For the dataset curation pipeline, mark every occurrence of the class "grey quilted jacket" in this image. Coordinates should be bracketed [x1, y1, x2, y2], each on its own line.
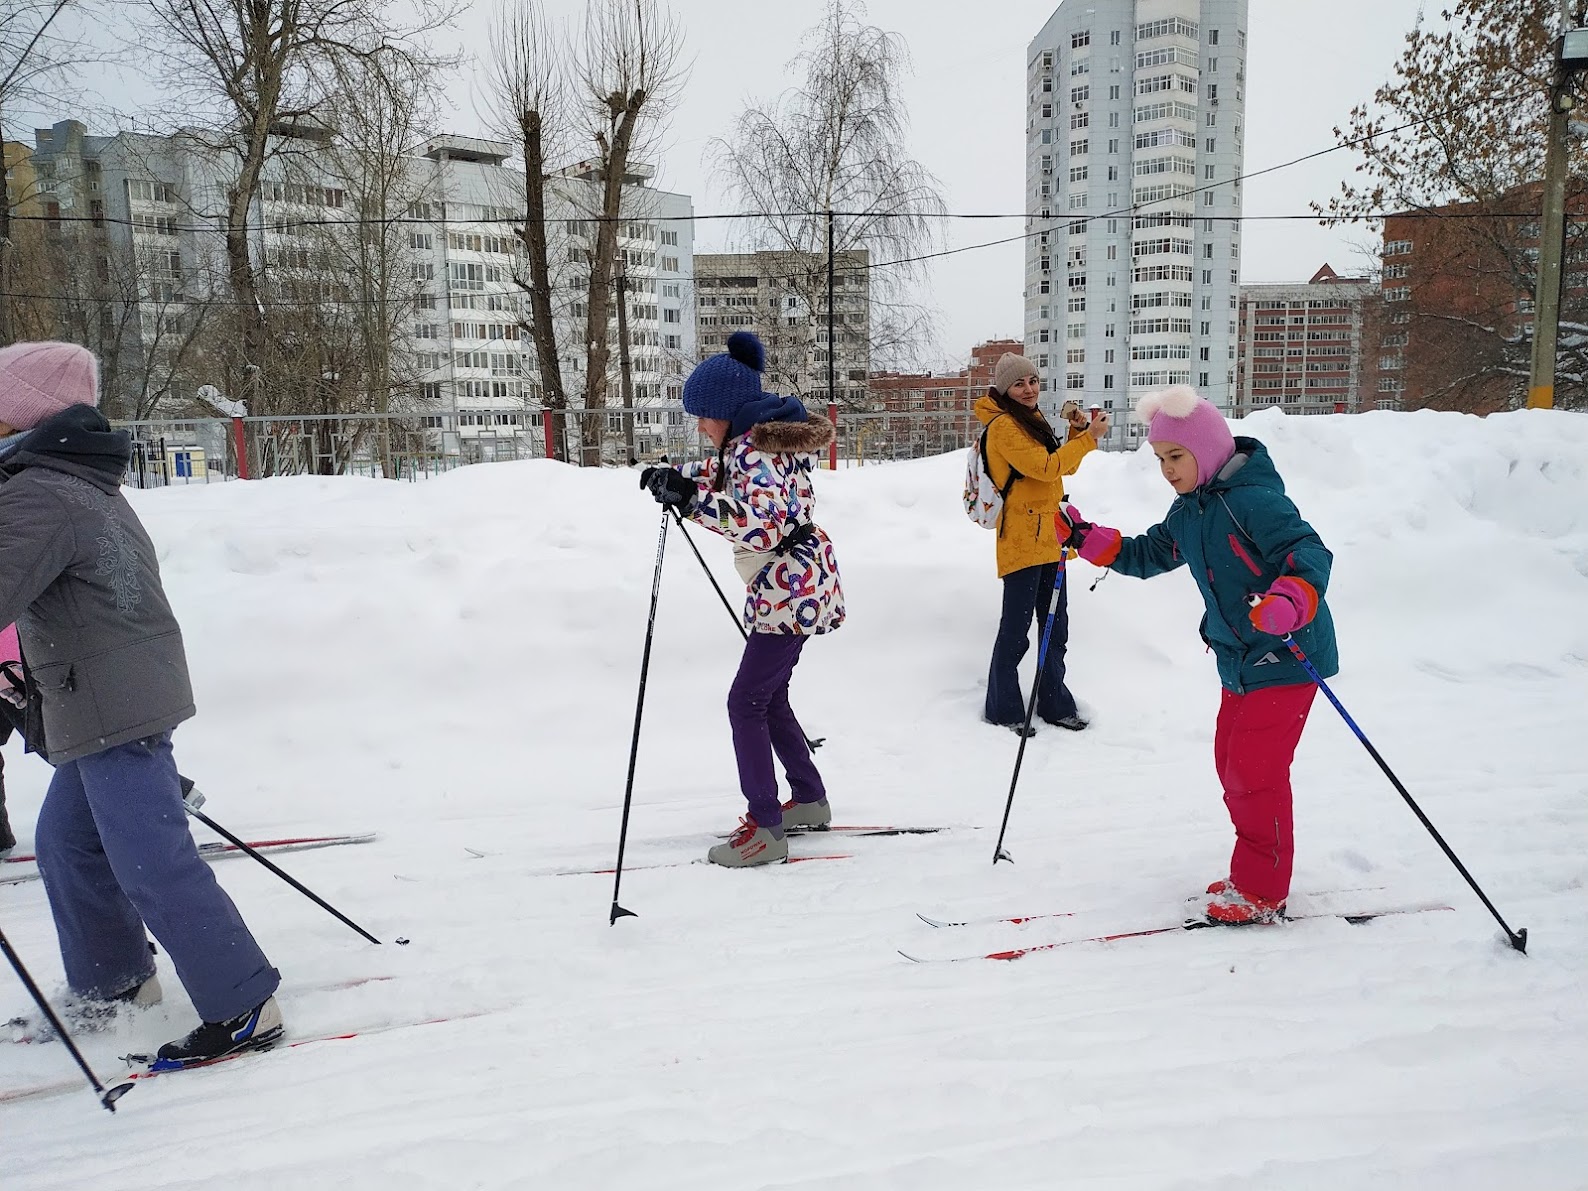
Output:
[0, 404, 194, 763]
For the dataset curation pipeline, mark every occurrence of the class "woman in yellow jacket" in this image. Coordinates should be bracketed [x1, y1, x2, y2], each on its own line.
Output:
[975, 353, 1110, 735]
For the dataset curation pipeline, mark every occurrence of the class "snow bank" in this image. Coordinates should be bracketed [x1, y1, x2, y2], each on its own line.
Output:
[2, 409, 1585, 1190]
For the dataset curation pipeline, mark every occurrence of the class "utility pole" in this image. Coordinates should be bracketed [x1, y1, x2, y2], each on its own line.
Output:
[826, 210, 836, 409]
[615, 262, 636, 462]
[1531, 3, 1588, 408]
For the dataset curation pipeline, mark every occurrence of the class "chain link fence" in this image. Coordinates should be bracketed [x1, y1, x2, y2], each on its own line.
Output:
[115, 405, 993, 487]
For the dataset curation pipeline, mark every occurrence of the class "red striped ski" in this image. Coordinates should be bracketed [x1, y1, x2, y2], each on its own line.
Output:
[898, 905, 1455, 963]
[2, 833, 377, 886]
[0, 1006, 493, 1108]
[7, 974, 398, 1045]
[917, 886, 1393, 930]
[724, 825, 950, 839]
[552, 854, 854, 877]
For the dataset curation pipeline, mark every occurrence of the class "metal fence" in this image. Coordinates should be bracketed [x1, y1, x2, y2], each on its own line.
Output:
[113, 405, 996, 488]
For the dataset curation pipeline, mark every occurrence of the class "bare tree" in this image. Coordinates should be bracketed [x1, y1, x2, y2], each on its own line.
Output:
[318, 54, 434, 420]
[573, 0, 684, 462]
[1318, 0, 1588, 410]
[708, 0, 945, 406]
[141, 0, 455, 415]
[488, 0, 684, 466]
[487, 0, 573, 459]
[0, 0, 95, 345]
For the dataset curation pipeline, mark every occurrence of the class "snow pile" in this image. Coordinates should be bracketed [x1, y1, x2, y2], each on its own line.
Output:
[2, 408, 1586, 1190]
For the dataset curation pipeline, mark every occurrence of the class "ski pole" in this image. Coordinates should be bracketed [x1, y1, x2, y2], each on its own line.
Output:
[993, 556, 1068, 864]
[611, 508, 671, 925]
[179, 782, 390, 946]
[668, 507, 825, 752]
[1246, 595, 1528, 954]
[0, 925, 133, 1112]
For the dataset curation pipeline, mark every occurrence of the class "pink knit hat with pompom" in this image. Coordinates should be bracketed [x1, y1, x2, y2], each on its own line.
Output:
[1136, 384, 1235, 489]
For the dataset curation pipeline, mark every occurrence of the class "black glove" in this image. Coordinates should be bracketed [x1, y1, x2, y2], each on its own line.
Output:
[640, 466, 696, 511]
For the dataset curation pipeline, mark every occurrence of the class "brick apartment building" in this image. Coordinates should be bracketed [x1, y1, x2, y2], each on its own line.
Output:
[864, 338, 1025, 459]
[1378, 184, 1588, 412]
[1234, 264, 1376, 417]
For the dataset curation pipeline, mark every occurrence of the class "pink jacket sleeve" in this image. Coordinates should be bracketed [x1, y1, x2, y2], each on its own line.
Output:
[0, 623, 19, 666]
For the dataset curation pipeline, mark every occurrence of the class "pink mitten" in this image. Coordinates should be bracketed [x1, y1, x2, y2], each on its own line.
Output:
[1075, 523, 1122, 567]
[1247, 576, 1319, 635]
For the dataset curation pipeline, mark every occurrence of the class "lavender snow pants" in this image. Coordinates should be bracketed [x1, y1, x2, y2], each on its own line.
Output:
[35, 732, 280, 1022]
[727, 633, 825, 829]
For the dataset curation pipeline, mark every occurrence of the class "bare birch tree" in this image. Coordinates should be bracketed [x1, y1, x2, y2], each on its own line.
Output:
[708, 0, 945, 405]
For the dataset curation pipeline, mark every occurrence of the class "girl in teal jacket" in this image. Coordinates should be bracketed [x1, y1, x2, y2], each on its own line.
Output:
[1071, 385, 1338, 925]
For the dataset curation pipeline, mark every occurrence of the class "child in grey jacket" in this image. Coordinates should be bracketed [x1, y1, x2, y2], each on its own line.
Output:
[0, 342, 282, 1066]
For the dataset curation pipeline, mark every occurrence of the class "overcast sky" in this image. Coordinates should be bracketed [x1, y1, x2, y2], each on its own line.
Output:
[26, 0, 1431, 371]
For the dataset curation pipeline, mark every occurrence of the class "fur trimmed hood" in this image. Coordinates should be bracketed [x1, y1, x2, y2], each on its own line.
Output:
[747, 414, 834, 455]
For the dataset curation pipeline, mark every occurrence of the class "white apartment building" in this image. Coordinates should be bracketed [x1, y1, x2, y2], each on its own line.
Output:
[1025, 0, 1248, 443]
[411, 139, 695, 454]
[19, 121, 695, 458]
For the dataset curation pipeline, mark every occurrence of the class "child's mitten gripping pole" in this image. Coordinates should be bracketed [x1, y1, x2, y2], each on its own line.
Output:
[668, 506, 825, 753]
[1244, 594, 1528, 953]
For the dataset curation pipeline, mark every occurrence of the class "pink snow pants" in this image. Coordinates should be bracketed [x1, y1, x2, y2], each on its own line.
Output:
[1213, 682, 1318, 904]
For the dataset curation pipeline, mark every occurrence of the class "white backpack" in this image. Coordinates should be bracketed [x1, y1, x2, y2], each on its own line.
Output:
[962, 415, 1020, 530]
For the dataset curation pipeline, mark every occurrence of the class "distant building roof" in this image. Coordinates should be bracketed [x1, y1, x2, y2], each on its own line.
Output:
[422, 135, 512, 165]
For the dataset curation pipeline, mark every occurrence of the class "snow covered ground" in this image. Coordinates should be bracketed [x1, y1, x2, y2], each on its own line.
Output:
[3, 408, 1586, 1190]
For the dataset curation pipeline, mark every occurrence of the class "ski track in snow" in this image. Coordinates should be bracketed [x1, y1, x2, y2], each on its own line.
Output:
[2, 408, 1586, 1190]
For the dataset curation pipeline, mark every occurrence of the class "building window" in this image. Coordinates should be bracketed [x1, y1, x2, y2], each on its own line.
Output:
[1385, 287, 1411, 303]
[1072, 30, 1090, 49]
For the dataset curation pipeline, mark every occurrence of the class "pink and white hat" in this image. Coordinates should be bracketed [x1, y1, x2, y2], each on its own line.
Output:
[1136, 384, 1236, 489]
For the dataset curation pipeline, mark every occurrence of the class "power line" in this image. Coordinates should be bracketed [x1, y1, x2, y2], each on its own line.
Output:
[866, 86, 1535, 272]
[1, 85, 1544, 307]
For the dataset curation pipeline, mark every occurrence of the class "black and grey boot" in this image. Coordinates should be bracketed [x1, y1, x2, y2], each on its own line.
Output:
[153, 996, 282, 1069]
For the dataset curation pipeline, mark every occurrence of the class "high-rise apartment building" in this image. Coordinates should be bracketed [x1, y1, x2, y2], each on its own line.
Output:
[1025, 0, 1248, 444]
[13, 119, 695, 457]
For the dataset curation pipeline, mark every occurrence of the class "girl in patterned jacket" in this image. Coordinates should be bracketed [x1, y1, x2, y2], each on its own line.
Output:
[642, 331, 844, 867]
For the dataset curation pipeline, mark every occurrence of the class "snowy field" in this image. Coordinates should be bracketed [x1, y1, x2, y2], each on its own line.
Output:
[2, 408, 1586, 1190]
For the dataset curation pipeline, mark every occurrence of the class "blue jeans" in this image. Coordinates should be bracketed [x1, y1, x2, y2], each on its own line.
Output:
[985, 562, 1078, 725]
[35, 732, 280, 1022]
[727, 633, 826, 829]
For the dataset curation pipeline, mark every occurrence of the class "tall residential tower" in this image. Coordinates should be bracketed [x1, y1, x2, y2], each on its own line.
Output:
[1025, 0, 1248, 443]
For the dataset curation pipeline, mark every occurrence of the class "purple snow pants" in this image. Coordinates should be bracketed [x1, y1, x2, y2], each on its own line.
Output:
[728, 633, 825, 830]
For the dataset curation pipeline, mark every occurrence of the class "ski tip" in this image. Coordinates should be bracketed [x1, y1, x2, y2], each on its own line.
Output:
[916, 913, 952, 929]
[897, 950, 927, 963]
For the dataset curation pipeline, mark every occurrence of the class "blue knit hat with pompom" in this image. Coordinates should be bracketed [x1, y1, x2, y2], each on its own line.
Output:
[683, 331, 807, 438]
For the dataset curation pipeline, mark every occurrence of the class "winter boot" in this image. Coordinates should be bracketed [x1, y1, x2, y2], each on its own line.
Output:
[706, 816, 788, 868]
[7, 974, 163, 1043]
[1041, 714, 1089, 731]
[780, 797, 832, 832]
[1203, 885, 1287, 925]
[986, 718, 1038, 738]
[154, 996, 283, 1069]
